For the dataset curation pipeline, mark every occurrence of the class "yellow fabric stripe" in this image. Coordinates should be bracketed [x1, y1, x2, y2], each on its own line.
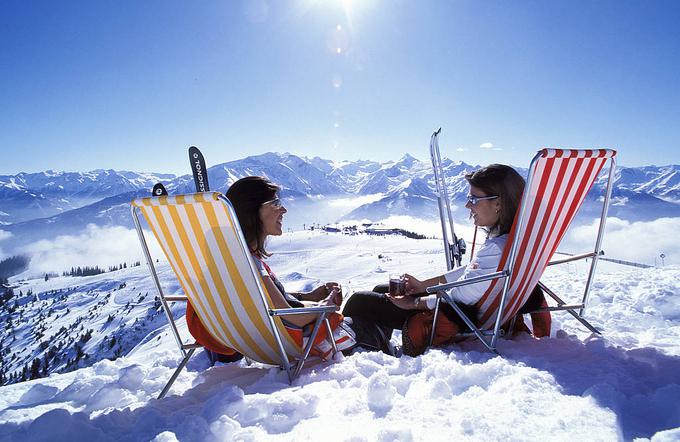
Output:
[162, 200, 230, 346]
[258, 273, 302, 358]
[203, 200, 279, 361]
[133, 192, 221, 208]
[146, 203, 223, 339]
[215, 201, 301, 356]
[144, 204, 229, 344]
[168, 195, 237, 348]
[187, 201, 272, 362]
[196, 197, 279, 362]
[179, 201, 248, 352]
[145, 200, 267, 361]
[213, 203, 281, 342]
[181, 196, 254, 354]
[146, 205, 200, 305]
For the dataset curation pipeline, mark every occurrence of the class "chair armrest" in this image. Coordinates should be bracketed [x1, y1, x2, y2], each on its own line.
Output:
[425, 270, 508, 294]
[547, 251, 601, 267]
[269, 305, 339, 317]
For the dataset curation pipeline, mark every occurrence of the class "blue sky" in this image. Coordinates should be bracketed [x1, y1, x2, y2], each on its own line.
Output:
[1, 0, 679, 175]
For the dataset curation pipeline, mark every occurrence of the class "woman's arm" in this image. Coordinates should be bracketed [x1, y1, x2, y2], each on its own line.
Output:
[385, 293, 430, 311]
[389, 238, 504, 310]
[443, 237, 505, 305]
[262, 276, 342, 327]
[293, 282, 340, 302]
[385, 273, 447, 311]
[262, 277, 337, 327]
[403, 273, 445, 295]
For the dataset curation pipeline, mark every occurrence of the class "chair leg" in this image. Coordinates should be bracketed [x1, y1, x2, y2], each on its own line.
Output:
[293, 313, 328, 380]
[445, 298, 499, 354]
[158, 348, 196, 399]
[539, 282, 601, 334]
[428, 297, 441, 347]
[324, 318, 339, 356]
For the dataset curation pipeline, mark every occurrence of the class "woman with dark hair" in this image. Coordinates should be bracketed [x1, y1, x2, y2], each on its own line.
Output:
[225, 176, 342, 326]
[342, 164, 549, 356]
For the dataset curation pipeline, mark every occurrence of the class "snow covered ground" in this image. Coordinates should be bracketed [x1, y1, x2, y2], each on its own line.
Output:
[1, 230, 679, 441]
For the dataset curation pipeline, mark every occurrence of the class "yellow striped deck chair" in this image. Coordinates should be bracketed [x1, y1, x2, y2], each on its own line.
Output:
[131, 192, 339, 399]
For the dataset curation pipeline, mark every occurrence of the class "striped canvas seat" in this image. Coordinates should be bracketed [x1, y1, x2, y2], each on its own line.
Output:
[428, 148, 617, 352]
[131, 192, 338, 398]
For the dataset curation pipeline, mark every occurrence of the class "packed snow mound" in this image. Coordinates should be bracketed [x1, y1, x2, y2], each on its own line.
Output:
[1, 332, 678, 441]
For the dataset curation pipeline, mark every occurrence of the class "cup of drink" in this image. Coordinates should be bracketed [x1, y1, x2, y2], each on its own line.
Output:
[389, 274, 406, 295]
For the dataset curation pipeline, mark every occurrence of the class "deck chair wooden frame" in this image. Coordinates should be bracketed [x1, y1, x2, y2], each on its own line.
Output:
[131, 192, 339, 399]
[427, 148, 617, 353]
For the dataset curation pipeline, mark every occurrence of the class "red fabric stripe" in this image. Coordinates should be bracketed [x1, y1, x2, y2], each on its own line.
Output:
[505, 154, 576, 322]
[542, 148, 615, 159]
[472, 149, 611, 329]
[504, 156, 606, 324]
[505, 157, 565, 320]
[510, 156, 595, 318]
[502, 158, 556, 318]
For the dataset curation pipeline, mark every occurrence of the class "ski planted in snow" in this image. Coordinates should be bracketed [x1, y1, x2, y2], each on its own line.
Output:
[152, 182, 168, 196]
[188, 146, 210, 192]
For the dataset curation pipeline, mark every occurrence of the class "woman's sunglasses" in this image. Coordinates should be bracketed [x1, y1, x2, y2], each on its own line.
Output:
[262, 197, 284, 208]
[466, 195, 498, 206]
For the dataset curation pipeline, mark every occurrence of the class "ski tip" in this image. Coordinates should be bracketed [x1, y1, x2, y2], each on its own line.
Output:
[434, 127, 442, 135]
[189, 146, 204, 161]
[152, 183, 168, 197]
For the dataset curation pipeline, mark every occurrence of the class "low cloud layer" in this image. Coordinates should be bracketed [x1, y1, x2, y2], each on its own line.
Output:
[14, 216, 680, 279]
[379, 215, 680, 267]
[23, 224, 164, 276]
[0, 229, 12, 260]
[563, 217, 680, 266]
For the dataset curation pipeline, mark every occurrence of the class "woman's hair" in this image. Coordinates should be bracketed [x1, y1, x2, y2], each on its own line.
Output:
[465, 164, 525, 236]
[225, 176, 280, 257]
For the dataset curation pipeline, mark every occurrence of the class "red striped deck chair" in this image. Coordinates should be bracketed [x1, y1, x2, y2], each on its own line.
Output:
[427, 148, 617, 353]
[131, 192, 339, 399]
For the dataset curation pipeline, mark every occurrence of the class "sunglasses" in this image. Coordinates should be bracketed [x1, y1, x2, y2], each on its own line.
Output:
[262, 197, 284, 208]
[466, 194, 498, 206]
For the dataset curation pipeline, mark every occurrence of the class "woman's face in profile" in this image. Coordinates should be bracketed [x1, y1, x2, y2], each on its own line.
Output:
[466, 185, 501, 228]
[258, 196, 287, 237]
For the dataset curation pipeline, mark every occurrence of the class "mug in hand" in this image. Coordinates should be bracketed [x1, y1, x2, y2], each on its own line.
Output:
[389, 274, 406, 296]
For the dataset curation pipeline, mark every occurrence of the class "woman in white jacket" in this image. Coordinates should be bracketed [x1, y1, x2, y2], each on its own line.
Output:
[342, 164, 527, 355]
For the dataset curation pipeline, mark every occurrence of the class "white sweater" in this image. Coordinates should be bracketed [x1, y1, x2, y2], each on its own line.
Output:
[423, 234, 508, 309]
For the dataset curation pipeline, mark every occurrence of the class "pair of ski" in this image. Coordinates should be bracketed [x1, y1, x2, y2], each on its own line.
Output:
[152, 146, 210, 196]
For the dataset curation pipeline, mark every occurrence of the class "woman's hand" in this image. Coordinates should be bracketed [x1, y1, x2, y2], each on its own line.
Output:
[303, 282, 340, 302]
[403, 273, 426, 296]
[386, 293, 419, 310]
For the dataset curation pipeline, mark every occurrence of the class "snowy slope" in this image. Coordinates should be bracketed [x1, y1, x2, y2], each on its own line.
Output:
[0, 230, 679, 441]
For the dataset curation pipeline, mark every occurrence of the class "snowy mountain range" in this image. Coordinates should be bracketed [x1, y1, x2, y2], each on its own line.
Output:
[1, 152, 679, 252]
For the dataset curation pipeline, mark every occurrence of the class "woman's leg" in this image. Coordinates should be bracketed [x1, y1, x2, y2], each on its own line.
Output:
[372, 283, 389, 293]
[343, 291, 413, 330]
[342, 291, 414, 355]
